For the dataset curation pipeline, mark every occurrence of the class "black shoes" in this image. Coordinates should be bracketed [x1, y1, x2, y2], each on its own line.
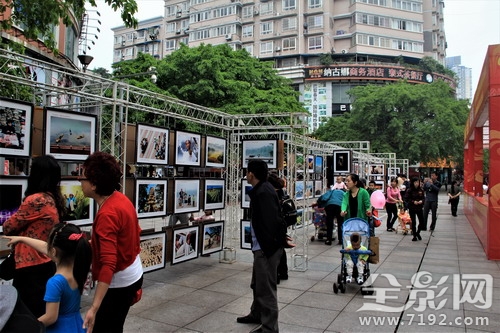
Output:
[387, 228, 393, 232]
[325, 240, 332, 245]
[250, 325, 264, 333]
[417, 233, 422, 240]
[237, 314, 261, 324]
[412, 237, 417, 241]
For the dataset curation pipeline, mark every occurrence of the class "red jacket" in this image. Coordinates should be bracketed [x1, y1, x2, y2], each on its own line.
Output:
[91, 191, 141, 284]
[3, 193, 58, 269]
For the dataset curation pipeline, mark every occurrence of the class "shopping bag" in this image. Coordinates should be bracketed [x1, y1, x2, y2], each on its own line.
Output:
[368, 237, 379, 264]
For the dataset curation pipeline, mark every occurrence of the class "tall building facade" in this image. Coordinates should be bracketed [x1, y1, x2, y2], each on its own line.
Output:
[446, 56, 473, 102]
[113, 0, 450, 131]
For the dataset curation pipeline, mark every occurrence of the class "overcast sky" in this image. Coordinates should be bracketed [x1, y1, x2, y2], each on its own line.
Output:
[87, 0, 500, 96]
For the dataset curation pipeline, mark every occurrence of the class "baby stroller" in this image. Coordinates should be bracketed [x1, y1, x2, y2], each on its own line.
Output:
[333, 218, 374, 295]
[310, 206, 332, 242]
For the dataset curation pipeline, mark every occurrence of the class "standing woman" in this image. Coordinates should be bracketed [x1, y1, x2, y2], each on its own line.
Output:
[448, 181, 462, 217]
[385, 177, 402, 232]
[3, 155, 64, 317]
[340, 174, 372, 223]
[80, 152, 143, 333]
[405, 177, 425, 241]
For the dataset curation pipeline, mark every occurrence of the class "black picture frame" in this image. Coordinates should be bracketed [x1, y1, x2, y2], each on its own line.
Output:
[205, 135, 226, 168]
[242, 139, 277, 169]
[333, 150, 351, 174]
[175, 130, 201, 166]
[201, 220, 224, 255]
[240, 219, 252, 250]
[140, 232, 167, 273]
[136, 123, 169, 165]
[172, 225, 199, 264]
[0, 98, 33, 157]
[204, 179, 225, 210]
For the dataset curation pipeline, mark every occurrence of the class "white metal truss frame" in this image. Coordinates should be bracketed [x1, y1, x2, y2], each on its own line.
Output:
[1, 48, 400, 270]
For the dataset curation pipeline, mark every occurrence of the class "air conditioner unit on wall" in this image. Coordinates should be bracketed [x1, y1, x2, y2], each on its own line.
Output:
[341, 49, 348, 54]
[275, 46, 281, 52]
[225, 34, 232, 41]
[254, 10, 259, 15]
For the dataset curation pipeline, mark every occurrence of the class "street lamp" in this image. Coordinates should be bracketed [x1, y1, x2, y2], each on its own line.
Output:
[115, 66, 158, 83]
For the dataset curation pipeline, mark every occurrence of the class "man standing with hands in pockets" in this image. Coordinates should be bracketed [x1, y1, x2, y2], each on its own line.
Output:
[423, 171, 442, 231]
[237, 159, 284, 333]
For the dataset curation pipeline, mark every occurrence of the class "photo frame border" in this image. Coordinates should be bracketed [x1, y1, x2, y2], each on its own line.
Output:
[44, 108, 97, 161]
[241, 179, 252, 209]
[204, 179, 225, 210]
[135, 179, 168, 219]
[240, 219, 252, 250]
[135, 123, 169, 165]
[201, 220, 224, 255]
[368, 164, 385, 176]
[139, 231, 167, 273]
[59, 180, 95, 226]
[172, 225, 199, 265]
[241, 139, 277, 169]
[314, 155, 323, 174]
[174, 130, 201, 167]
[205, 135, 226, 168]
[0, 98, 33, 157]
[0, 177, 28, 233]
[173, 178, 200, 214]
[333, 150, 351, 174]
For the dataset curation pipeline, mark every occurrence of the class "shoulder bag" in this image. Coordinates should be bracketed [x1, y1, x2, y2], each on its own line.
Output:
[0, 251, 16, 281]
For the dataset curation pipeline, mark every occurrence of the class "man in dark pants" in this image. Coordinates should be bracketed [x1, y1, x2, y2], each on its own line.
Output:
[237, 160, 284, 333]
[423, 172, 442, 231]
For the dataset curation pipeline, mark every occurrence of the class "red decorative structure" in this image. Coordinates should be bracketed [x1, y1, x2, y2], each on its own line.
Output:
[463, 44, 500, 260]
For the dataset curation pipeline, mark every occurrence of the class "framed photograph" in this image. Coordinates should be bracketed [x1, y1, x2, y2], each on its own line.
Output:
[205, 136, 226, 168]
[0, 98, 33, 157]
[333, 150, 351, 174]
[295, 153, 304, 173]
[388, 167, 400, 177]
[307, 155, 314, 173]
[240, 220, 252, 250]
[305, 180, 314, 199]
[204, 179, 225, 210]
[172, 225, 199, 264]
[369, 164, 385, 176]
[241, 179, 252, 209]
[201, 221, 224, 255]
[44, 108, 96, 161]
[174, 179, 200, 214]
[136, 124, 168, 165]
[175, 131, 201, 166]
[135, 179, 167, 219]
[59, 180, 94, 226]
[314, 180, 323, 197]
[0, 178, 27, 233]
[374, 180, 385, 192]
[242, 140, 277, 169]
[353, 162, 360, 175]
[139, 232, 166, 273]
[314, 156, 323, 174]
[295, 181, 304, 200]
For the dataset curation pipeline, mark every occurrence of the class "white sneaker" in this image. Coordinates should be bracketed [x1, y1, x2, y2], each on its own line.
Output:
[357, 277, 364, 285]
[346, 276, 352, 283]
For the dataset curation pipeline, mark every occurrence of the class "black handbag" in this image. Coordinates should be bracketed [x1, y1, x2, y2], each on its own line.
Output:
[0, 251, 16, 280]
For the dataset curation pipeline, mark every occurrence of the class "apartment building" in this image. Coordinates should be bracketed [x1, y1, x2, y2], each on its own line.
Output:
[446, 56, 473, 102]
[113, 0, 449, 131]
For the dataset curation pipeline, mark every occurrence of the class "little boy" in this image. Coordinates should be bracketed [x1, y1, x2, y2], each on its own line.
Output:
[345, 232, 369, 285]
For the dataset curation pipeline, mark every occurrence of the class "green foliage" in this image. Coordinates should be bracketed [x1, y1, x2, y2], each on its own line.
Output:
[313, 80, 469, 166]
[419, 56, 456, 78]
[91, 67, 112, 79]
[0, 41, 36, 102]
[155, 44, 305, 115]
[0, 0, 138, 52]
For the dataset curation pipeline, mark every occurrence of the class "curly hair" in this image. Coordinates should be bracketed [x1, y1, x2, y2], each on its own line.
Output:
[82, 152, 122, 195]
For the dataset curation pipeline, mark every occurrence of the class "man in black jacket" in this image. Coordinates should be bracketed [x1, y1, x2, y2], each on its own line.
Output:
[237, 160, 284, 333]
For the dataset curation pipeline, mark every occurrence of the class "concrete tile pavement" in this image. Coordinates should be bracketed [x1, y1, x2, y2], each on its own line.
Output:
[81, 191, 500, 332]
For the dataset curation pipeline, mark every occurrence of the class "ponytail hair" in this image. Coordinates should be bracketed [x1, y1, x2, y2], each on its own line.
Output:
[48, 223, 92, 294]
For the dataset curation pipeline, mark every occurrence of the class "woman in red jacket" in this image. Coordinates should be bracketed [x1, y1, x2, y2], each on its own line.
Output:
[80, 152, 143, 333]
[3, 155, 64, 318]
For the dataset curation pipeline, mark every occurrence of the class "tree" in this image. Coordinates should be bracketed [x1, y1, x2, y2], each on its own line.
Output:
[0, 0, 138, 51]
[313, 80, 469, 165]
[155, 44, 305, 115]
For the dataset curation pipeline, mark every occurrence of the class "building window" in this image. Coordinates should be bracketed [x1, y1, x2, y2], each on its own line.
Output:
[243, 25, 254, 37]
[243, 6, 254, 18]
[260, 41, 273, 54]
[282, 37, 296, 50]
[308, 0, 322, 9]
[261, 22, 273, 35]
[260, 2, 273, 15]
[243, 44, 254, 56]
[166, 40, 176, 51]
[283, 0, 296, 10]
[307, 15, 323, 28]
[308, 36, 323, 50]
[282, 58, 297, 67]
[167, 23, 176, 33]
[282, 17, 297, 31]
